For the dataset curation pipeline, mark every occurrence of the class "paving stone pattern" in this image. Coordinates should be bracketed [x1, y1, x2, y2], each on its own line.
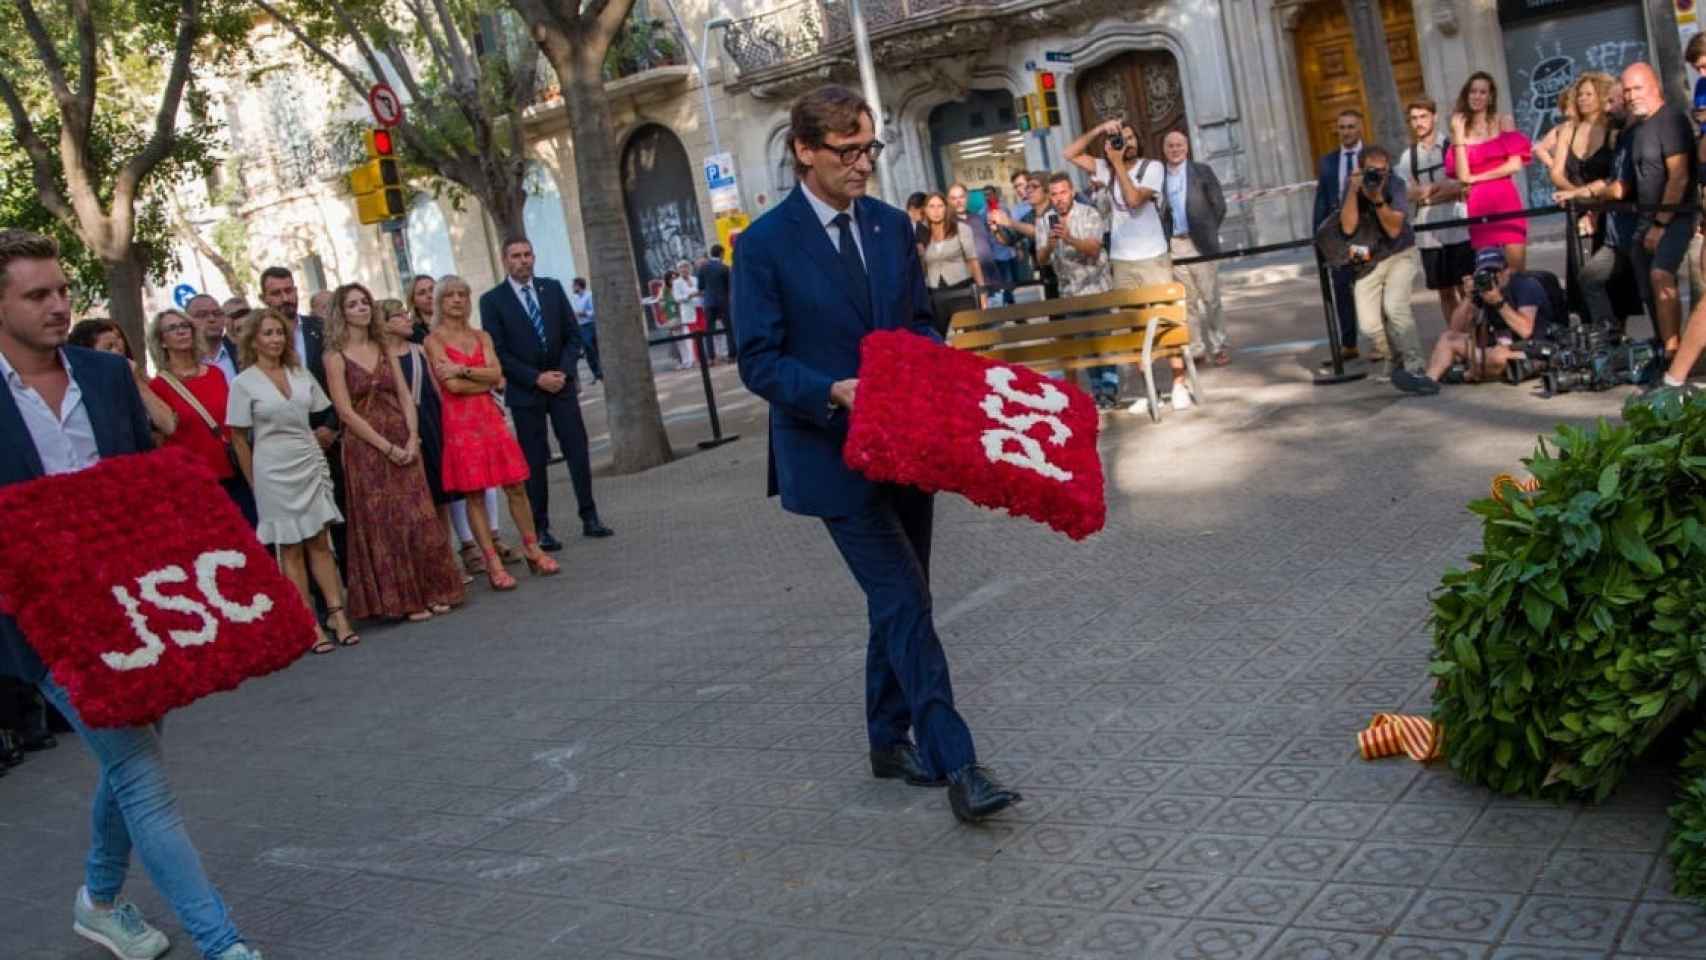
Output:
[5, 268, 1706, 958]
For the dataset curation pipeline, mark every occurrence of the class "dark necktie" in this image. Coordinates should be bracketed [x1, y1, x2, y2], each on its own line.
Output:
[832, 212, 871, 320]
[521, 284, 546, 345]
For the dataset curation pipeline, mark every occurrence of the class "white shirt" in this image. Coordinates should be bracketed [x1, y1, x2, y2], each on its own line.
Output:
[801, 184, 867, 268]
[671, 275, 699, 326]
[206, 340, 237, 382]
[292, 318, 307, 367]
[0, 347, 100, 476]
[508, 275, 543, 314]
[569, 289, 595, 325]
[1397, 136, 1469, 249]
[1095, 158, 1168, 262]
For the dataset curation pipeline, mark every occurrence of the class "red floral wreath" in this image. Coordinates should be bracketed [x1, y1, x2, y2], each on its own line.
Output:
[0, 448, 316, 727]
[845, 330, 1106, 539]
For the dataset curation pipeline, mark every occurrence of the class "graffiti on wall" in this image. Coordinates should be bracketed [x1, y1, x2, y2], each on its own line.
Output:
[621, 124, 706, 289]
[1507, 23, 1647, 207]
[632, 201, 705, 284]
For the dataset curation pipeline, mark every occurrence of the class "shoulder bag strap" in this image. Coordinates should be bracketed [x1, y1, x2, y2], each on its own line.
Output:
[406, 346, 425, 407]
[159, 370, 220, 435]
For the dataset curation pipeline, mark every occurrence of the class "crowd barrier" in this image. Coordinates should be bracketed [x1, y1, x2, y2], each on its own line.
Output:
[1172, 199, 1699, 383]
[644, 323, 740, 450]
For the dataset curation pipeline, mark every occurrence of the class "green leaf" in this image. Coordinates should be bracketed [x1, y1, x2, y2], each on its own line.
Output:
[1598, 463, 1620, 498]
[1522, 588, 1555, 633]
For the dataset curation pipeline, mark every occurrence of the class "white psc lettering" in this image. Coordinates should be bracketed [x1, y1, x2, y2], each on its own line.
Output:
[102, 550, 276, 672]
[978, 367, 1074, 482]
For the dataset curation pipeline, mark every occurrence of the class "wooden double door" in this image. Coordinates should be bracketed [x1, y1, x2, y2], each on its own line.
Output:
[1074, 50, 1187, 162]
[1293, 0, 1426, 163]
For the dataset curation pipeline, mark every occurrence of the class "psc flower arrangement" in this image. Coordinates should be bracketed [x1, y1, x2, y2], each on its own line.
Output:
[843, 329, 1106, 539]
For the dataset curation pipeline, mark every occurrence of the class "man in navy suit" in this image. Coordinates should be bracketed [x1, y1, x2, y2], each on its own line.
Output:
[734, 85, 1019, 823]
[0, 230, 262, 960]
[695, 244, 732, 362]
[479, 239, 612, 549]
[1314, 109, 1365, 359]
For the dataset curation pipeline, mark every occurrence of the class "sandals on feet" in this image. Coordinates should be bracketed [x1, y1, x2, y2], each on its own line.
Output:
[326, 606, 361, 647]
[310, 629, 336, 655]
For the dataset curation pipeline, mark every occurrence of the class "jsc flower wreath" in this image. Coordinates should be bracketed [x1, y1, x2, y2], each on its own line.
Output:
[844, 329, 1106, 539]
[1427, 392, 1706, 902]
[0, 448, 317, 727]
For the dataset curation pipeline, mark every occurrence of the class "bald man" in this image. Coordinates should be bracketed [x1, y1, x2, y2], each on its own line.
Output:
[1620, 62, 1696, 353]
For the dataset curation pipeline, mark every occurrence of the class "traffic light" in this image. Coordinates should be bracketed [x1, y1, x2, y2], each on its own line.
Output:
[1016, 94, 1037, 133]
[350, 129, 404, 224]
[1035, 71, 1061, 128]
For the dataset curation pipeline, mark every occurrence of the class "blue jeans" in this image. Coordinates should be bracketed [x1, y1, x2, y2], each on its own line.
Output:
[37, 677, 241, 958]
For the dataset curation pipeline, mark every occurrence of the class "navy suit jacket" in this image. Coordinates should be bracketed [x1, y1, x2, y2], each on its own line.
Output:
[1314, 147, 1361, 229]
[0, 347, 154, 682]
[695, 258, 731, 311]
[733, 185, 936, 518]
[477, 276, 584, 408]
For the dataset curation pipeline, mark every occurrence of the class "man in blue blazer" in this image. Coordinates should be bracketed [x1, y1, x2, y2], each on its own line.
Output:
[0, 230, 262, 960]
[479, 239, 612, 549]
[734, 85, 1019, 823]
[1314, 109, 1365, 359]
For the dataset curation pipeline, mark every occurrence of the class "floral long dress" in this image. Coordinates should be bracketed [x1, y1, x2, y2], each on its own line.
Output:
[339, 354, 465, 619]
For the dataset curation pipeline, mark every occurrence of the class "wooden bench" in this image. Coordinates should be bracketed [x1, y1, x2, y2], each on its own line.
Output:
[946, 283, 1199, 422]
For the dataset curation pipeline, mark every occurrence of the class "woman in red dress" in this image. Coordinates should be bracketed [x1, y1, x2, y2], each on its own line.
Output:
[323, 283, 466, 622]
[146, 308, 256, 524]
[1452, 71, 1532, 272]
[423, 275, 559, 590]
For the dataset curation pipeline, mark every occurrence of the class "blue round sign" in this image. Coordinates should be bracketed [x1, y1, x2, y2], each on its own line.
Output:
[172, 284, 197, 308]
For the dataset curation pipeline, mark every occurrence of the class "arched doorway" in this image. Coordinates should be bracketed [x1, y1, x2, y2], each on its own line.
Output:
[927, 90, 1025, 194]
[1074, 50, 1187, 161]
[621, 123, 705, 288]
[1292, 0, 1424, 163]
[405, 196, 457, 280]
[524, 162, 578, 281]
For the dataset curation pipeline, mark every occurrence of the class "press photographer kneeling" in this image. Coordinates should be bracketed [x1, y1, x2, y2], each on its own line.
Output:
[1393, 248, 1554, 395]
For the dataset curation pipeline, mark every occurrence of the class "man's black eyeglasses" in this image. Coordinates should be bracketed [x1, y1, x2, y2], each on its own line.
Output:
[821, 140, 885, 166]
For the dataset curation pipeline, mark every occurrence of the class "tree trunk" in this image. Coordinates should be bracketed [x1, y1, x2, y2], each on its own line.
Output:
[547, 44, 673, 473]
[485, 180, 529, 253]
[102, 253, 148, 361]
[1341, 0, 1406, 154]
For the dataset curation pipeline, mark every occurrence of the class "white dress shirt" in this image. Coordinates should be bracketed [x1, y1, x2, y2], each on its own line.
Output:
[0, 347, 100, 476]
[1340, 142, 1363, 200]
[802, 184, 867, 267]
[206, 340, 237, 382]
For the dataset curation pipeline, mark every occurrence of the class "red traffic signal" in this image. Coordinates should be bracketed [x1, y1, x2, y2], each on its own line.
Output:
[365, 129, 394, 157]
[1039, 71, 1056, 91]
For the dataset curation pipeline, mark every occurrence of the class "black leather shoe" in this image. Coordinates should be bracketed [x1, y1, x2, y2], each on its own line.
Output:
[870, 744, 947, 787]
[536, 530, 564, 552]
[582, 516, 614, 538]
[947, 764, 1021, 823]
[0, 730, 24, 768]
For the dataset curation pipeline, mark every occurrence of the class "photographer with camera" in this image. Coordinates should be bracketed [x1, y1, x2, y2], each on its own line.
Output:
[1393, 248, 1555, 395]
[1316, 145, 1421, 378]
[1034, 172, 1115, 403]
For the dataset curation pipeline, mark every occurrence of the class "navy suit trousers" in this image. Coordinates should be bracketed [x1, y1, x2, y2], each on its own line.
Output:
[511, 390, 597, 530]
[823, 486, 975, 779]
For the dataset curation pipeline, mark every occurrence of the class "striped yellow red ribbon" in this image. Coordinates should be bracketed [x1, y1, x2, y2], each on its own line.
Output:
[1358, 713, 1443, 762]
[1490, 472, 1540, 504]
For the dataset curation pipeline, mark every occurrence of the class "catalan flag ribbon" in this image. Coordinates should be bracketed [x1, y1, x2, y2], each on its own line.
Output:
[1358, 713, 1443, 763]
[1489, 472, 1540, 504]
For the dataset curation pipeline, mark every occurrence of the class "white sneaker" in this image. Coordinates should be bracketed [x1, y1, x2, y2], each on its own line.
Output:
[1127, 397, 1155, 417]
[1170, 388, 1195, 411]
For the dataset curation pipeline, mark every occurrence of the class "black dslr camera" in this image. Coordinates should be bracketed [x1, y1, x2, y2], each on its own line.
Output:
[1470, 268, 1500, 308]
[1502, 317, 1666, 394]
[1107, 132, 1125, 150]
[1361, 166, 1386, 189]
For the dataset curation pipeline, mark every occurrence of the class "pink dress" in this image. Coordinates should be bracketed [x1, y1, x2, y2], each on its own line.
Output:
[1463, 131, 1532, 249]
[436, 340, 530, 493]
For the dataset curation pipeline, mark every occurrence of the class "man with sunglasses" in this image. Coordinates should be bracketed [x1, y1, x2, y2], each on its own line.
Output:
[733, 85, 1021, 824]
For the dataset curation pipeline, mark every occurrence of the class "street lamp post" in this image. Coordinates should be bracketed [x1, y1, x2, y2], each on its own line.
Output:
[844, 0, 893, 197]
[659, 0, 729, 158]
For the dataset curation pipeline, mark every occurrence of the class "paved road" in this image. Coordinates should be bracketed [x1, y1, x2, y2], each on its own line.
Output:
[5, 255, 1706, 959]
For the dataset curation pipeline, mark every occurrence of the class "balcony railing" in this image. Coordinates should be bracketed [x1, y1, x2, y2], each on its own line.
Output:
[720, 0, 995, 76]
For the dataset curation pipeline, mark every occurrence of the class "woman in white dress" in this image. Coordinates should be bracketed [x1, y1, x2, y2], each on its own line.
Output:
[670, 260, 699, 370]
[226, 308, 356, 654]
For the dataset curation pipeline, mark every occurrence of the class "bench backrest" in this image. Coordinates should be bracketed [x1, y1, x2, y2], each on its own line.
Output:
[946, 283, 1191, 372]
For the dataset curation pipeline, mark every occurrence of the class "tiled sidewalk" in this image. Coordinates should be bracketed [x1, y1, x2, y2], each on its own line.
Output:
[4, 294, 1706, 958]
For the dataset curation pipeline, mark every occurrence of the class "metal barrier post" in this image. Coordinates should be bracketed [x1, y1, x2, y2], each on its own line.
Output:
[694, 327, 739, 450]
[1313, 250, 1366, 385]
